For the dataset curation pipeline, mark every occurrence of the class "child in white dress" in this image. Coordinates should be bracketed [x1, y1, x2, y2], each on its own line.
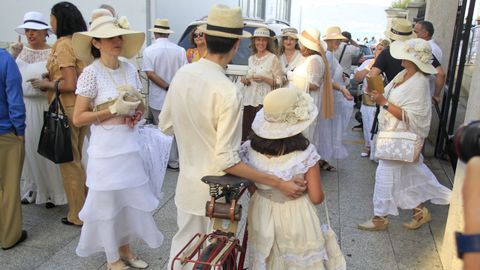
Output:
[241, 88, 332, 269]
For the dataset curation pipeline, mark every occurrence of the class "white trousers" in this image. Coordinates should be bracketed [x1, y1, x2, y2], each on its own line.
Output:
[168, 208, 210, 270]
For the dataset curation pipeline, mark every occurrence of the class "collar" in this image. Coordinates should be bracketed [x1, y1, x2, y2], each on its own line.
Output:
[199, 58, 226, 74]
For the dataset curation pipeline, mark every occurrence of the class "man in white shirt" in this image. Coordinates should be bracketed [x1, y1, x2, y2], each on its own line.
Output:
[143, 18, 187, 170]
[159, 5, 306, 269]
[414, 21, 446, 104]
[334, 31, 360, 77]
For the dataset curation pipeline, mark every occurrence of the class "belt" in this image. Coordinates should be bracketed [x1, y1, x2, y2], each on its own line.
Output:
[256, 189, 290, 203]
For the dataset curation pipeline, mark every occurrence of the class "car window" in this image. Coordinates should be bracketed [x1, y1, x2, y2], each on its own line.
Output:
[177, 25, 258, 66]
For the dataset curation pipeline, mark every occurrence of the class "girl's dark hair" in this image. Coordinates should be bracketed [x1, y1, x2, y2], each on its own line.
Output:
[189, 26, 198, 47]
[51, 2, 87, 38]
[90, 38, 101, 59]
[205, 34, 238, 54]
[249, 132, 310, 156]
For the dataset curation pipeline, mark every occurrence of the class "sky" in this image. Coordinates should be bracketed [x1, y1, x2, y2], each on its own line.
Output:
[292, 0, 392, 42]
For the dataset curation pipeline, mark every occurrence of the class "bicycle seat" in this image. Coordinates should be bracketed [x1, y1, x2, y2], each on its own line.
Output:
[201, 174, 250, 188]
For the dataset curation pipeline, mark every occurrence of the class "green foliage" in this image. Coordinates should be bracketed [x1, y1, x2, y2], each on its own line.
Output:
[390, 0, 412, 9]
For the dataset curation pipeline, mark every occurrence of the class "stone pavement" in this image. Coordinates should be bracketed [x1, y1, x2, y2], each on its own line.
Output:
[0, 117, 454, 270]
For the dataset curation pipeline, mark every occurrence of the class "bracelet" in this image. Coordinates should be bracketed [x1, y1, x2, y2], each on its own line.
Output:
[456, 232, 480, 259]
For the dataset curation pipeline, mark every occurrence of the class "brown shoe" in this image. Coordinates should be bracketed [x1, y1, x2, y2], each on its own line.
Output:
[403, 207, 431, 230]
[358, 216, 389, 231]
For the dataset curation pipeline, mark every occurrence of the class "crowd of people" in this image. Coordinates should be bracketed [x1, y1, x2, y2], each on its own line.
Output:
[0, 2, 458, 270]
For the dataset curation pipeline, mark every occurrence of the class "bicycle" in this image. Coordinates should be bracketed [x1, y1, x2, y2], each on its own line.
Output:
[170, 174, 251, 270]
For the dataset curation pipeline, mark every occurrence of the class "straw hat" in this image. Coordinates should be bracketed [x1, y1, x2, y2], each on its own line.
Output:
[385, 18, 416, 41]
[390, 38, 437, 74]
[198, 4, 251, 39]
[252, 88, 318, 139]
[148, 18, 174, 34]
[15, 11, 53, 35]
[297, 27, 326, 53]
[72, 15, 145, 65]
[322, 26, 346, 41]
[252, 27, 272, 38]
[280, 27, 299, 39]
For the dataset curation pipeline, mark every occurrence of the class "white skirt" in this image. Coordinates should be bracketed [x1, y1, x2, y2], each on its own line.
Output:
[77, 124, 164, 262]
[360, 105, 376, 148]
[373, 157, 452, 216]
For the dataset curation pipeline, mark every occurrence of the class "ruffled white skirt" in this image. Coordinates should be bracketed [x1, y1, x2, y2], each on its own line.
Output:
[373, 157, 452, 216]
[76, 125, 163, 262]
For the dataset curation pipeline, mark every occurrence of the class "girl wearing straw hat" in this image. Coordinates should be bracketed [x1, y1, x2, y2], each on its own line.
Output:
[71, 15, 163, 270]
[241, 27, 284, 140]
[278, 27, 305, 87]
[358, 38, 451, 231]
[13, 11, 66, 208]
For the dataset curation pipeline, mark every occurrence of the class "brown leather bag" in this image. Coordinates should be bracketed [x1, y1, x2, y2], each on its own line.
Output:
[205, 199, 242, 222]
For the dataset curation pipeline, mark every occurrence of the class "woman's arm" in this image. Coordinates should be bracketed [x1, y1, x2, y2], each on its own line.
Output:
[369, 90, 403, 120]
[29, 66, 78, 93]
[305, 162, 324, 205]
[73, 95, 115, 127]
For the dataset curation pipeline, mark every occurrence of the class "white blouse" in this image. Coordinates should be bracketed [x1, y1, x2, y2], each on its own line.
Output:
[16, 46, 51, 97]
[76, 59, 142, 106]
[242, 52, 284, 107]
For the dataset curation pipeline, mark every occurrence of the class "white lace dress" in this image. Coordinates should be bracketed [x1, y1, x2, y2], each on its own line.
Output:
[16, 46, 66, 205]
[241, 141, 330, 270]
[242, 52, 283, 107]
[75, 60, 163, 262]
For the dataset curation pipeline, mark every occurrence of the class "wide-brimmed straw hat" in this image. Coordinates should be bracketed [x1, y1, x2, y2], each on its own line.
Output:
[297, 27, 326, 53]
[252, 88, 318, 139]
[390, 38, 437, 74]
[72, 15, 145, 65]
[252, 27, 272, 38]
[148, 18, 174, 34]
[280, 27, 299, 39]
[385, 18, 416, 41]
[15, 11, 53, 35]
[198, 4, 251, 39]
[322, 26, 346, 41]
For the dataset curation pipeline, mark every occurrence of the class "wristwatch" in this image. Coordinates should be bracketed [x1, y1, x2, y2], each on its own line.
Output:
[456, 232, 480, 258]
[382, 102, 390, 110]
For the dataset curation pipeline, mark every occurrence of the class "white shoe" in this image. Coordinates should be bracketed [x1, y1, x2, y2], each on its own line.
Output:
[122, 257, 148, 269]
[21, 191, 36, 204]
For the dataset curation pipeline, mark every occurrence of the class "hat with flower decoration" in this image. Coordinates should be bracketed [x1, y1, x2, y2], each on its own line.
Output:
[390, 38, 437, 74]
[252, 88, 318, 139]
[72, 15, 144, 65]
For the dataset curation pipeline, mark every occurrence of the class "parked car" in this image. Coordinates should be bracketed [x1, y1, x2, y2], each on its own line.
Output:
[352, 44, 373, 66]
[177, 18, 289, 77]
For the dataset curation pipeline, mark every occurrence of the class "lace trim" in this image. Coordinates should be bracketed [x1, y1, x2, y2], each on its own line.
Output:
[283, 249, 329, 267]
[18, 46, 51, 64]
[251, 52, 275, 66]
[240, 142, 320, 180]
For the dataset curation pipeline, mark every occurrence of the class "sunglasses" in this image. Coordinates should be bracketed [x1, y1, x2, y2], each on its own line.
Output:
[193, 33, 204, 38]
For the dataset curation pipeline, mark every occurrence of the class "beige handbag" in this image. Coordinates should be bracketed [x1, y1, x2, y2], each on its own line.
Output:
[375, 110, 423, 163]
[322, 197, 347, 270]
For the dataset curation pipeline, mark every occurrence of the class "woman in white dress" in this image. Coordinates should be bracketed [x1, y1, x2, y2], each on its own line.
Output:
[353, 40, 389, 159]
[358, 38, 451, 231]
[72, 16, 163, 270]
[241, 27, 284, 140]
[278, 27, 304, 87]
[13, 11, 66, 207]
[291, 28, 336, 170]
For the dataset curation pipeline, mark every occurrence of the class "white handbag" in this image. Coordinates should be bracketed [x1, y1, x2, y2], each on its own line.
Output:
[322, 197, 347, 270]
[374, 110, 423, 163]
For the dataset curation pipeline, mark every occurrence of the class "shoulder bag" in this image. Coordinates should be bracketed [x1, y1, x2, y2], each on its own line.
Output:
[374, 109, 423, 162]
[37, 81, 74, 163]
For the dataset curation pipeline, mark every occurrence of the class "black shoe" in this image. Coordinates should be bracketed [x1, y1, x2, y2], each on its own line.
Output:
[167, 165, 180, 172]
[45, 202, 56, 209]
[2, 230, 27, 250]
[61, 217, 82, 227]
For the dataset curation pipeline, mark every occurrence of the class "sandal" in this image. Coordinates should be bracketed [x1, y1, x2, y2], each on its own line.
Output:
[358, 216, 389, 231]
[319, 161, 337, 172]
[403, 207, 431, 230]
[361, 147, 370, 157]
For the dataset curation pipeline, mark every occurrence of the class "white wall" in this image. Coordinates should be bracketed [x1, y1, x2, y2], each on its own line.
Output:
[1, 0, 148, 45]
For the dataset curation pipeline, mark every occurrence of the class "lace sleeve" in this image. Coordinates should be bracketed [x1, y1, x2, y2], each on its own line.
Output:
[271, 55, 284, 87]
[307, 56, 324, 88]
[75, 66, 97, 98]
